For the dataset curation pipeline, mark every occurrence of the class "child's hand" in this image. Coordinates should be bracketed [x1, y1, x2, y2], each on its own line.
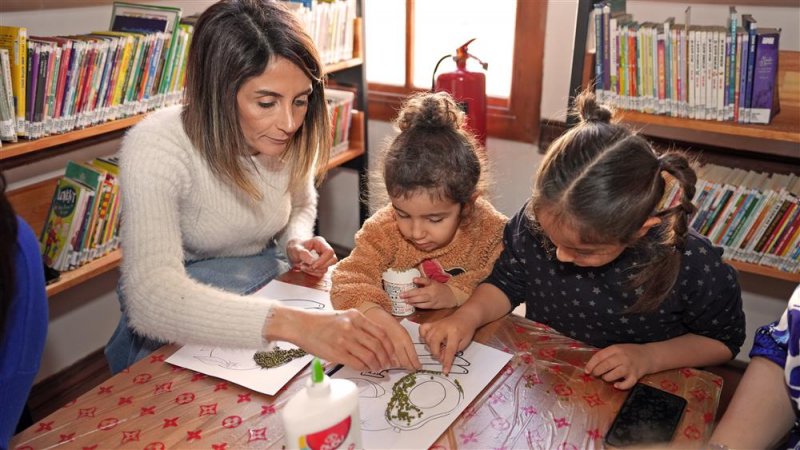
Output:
[401, 277, 457, 309]
[419, 313, 478, 375]
[363, 307, 421, 371]
[286, 237, 337, 277]
[584, 343, 654, 390]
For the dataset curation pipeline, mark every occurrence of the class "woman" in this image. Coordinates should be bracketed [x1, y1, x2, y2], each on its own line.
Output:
[106, 0, 395, 374]
[0, 173, 48, 447]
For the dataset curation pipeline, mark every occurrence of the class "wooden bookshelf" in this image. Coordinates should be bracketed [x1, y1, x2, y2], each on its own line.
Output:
[46, 249, 121, 297]
[615, 51, 800, 159]
[727, 259, 800, 283]
[326, 110, 365, 170]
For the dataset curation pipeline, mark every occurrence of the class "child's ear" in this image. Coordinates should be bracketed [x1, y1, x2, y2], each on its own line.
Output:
[461, 193, 480, 217]
[635, 216, 662, 238]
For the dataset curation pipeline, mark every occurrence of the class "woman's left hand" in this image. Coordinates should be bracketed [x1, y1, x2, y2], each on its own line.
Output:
[584, 343, 654, 390]
[286, 237, 337, 277]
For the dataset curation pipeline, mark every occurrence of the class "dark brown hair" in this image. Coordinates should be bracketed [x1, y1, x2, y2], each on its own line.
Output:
[181, 0, 330, 198]
[0, 173, 18, 337]
[529, 91, 697, 312]
[378, 91, 487, 208]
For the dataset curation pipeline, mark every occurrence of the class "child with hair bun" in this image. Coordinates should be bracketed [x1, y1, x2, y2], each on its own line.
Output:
[331, 91, 507, 370]
[421, 91, 746, 388]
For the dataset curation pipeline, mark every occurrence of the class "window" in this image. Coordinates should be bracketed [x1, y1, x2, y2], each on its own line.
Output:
[364, 0, 546, 143]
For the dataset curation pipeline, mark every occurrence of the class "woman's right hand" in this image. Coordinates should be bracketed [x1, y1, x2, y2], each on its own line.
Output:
[267, 306, 396, 372]
[363, 306, 421, 371]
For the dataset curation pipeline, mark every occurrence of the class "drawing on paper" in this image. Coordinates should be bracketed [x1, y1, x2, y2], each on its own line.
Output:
[190, 298, 321, 371]
[344, 343, 469, 432]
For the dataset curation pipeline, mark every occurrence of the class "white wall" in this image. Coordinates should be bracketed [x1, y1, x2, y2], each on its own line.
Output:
[328, 0, 800, 364]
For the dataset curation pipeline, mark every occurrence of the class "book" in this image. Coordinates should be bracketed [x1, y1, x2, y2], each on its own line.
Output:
[0, 26, 27, 136]
[110, 2, 181, 35]
[741, 14, 757, 123]
[39, 177, 87, 269]
[0, 49, 17, 141]
[749, 28, 781, 125]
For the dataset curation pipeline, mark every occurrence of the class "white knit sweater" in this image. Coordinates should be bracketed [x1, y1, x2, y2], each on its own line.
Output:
[119, 106, 317, 349]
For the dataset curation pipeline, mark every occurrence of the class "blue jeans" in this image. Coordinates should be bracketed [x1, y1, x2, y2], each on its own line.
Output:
[104, 245, 289, 374]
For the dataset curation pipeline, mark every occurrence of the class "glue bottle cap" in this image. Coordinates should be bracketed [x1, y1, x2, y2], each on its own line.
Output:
[311, 357, 324, 384]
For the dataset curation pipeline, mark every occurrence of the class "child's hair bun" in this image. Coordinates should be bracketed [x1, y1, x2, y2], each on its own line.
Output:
[396, 91, 465, 133]
[575, 90, 613, 124]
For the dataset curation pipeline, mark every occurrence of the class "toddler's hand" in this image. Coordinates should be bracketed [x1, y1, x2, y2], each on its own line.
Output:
[584, 343, 654, 390]
[401, 277, 457, 309]
[419, 313, 477, 375]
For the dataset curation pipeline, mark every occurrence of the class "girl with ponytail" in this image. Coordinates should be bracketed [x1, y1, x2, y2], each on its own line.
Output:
[421, 91, 745, 389]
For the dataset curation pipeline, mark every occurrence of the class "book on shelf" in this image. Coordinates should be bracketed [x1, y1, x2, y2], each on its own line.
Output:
[749, 28, 781, 125]
[670, 164, 800, 274]
[593, 7, 784, 125]
[0, 25, 27, 138]
[0, 49, 17, 142]
[39, 157, 122, 272]
[110, 2, 181, 35]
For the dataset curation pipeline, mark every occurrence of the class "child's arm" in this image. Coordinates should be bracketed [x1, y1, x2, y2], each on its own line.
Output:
[330, 208, 397, 313]
[584, 333, 733, 390]
[419, 283, 513, 374]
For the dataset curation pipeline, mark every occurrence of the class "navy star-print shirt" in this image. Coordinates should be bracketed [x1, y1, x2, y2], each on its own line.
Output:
[485, 204, 746, 357]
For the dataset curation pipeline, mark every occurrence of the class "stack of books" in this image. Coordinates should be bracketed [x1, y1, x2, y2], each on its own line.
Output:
[659, 163, 800, 273]
[593, 3, 781, 124]
[40, 157, 122, 272]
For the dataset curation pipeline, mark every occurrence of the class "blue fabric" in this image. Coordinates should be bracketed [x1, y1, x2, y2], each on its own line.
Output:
[104, 245, 288, 374]
[0, 217, 48, 449]
[749, 284, 800, 448]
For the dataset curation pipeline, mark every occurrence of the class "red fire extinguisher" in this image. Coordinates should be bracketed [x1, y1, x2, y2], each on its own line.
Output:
[432, 38, 489, 146]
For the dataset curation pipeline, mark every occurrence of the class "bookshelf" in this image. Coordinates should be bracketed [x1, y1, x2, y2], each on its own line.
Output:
[562, 0, 800, 283]
[3, 1, 370, 297]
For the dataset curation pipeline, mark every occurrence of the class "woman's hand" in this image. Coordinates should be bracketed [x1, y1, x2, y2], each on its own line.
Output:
[363, 306, 421, 371]
[419, 310, 480, 375]
[584, 343, 654, 390]
[402, 277, 457, 309]
[270, 307, 396, 372]
[286, 237, 337, 277]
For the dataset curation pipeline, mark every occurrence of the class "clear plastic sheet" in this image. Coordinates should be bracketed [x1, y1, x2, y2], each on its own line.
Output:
[12, 314, 720, 449]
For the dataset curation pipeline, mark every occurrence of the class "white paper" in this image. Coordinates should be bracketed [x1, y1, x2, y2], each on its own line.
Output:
[332, 320, 512, 450]
[166, 280, 332, 395]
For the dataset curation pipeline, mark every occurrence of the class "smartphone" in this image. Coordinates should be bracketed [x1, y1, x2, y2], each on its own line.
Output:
[604, 383, 688, 448]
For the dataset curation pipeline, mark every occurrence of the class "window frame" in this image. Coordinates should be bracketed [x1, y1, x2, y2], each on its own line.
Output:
[366, 0, 547, 143]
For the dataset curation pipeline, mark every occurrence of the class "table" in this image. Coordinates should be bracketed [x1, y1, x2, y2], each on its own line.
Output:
[12, 271, 721, 449]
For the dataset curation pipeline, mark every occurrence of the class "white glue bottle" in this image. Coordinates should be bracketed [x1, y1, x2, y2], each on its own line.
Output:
[282, 358, 362, 450]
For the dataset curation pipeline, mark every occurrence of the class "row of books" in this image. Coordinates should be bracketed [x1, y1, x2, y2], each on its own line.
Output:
[287, 0, 358, 66]
[659, 164, 800, 273]
[0, 22, 193, 142]
[326, 88, 355, 156]
[40, 157, 121, 272]
[593, 3, 781, 124]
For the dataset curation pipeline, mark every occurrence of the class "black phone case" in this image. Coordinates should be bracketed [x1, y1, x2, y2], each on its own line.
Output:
[604, 383, 688, 447]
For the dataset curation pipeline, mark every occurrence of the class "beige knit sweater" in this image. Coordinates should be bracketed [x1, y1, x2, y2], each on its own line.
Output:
[331, 198, 507, 313]
[119, 106, 316, 349]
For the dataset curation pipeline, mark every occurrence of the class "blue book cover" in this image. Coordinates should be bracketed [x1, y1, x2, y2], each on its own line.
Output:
[750, 28, 781, 124]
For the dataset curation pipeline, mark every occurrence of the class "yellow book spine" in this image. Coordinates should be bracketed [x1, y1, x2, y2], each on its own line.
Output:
[0, 26, 27, 136]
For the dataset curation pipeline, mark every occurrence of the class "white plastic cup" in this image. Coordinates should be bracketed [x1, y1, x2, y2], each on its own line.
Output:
[382, 268, 420, 316]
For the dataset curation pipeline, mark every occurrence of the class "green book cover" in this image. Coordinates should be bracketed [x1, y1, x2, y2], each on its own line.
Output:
[40, 177, 83, 267]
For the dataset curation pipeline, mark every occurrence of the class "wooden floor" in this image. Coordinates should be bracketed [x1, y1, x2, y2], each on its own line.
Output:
[27, 348, 111, 422]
